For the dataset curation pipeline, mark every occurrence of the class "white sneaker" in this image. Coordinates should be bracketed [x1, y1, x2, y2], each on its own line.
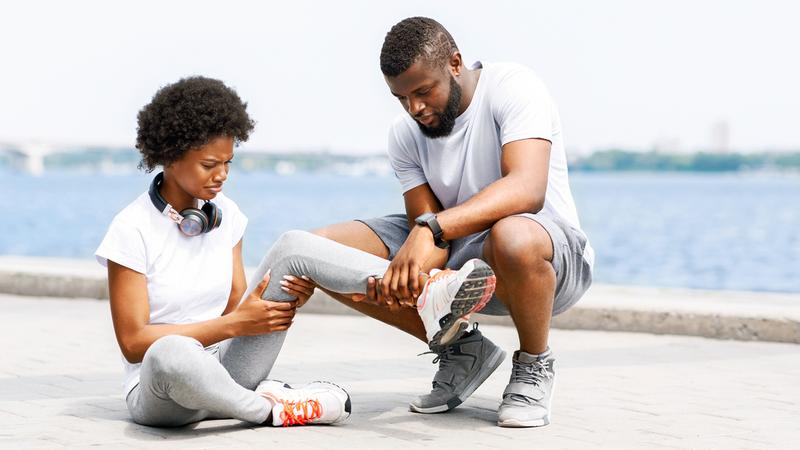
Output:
[256, 379, 351, 426]
[497, 349, 556, 428]
[417, 259, 496, 350]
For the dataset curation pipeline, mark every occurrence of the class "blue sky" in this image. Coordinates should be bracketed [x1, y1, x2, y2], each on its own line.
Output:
[1, 0, 798, 154]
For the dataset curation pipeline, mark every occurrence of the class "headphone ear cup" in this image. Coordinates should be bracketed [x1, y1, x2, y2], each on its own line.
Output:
[201, 202, 222, 232]
[179, 208, 209, 236]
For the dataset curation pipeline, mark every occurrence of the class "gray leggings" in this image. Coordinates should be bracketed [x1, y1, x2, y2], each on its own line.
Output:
[127, 230, 390, 426]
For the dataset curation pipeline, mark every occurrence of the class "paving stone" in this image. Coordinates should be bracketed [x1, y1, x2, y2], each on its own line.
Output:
[1, 294, 798, 448]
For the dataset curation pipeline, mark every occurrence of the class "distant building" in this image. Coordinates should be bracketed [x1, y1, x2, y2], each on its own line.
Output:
[711, 120, 731, 153]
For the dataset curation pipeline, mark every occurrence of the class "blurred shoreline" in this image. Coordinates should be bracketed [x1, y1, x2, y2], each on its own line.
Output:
[2, 145, 800, 176]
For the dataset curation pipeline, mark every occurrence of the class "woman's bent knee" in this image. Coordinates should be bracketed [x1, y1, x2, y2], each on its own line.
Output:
[143, 335, 203, 379]
[275, 230, 315, 251]
[270, 230, 324, 269]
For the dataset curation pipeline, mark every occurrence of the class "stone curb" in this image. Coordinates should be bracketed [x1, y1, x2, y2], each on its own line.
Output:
[1, 256, 798, 344]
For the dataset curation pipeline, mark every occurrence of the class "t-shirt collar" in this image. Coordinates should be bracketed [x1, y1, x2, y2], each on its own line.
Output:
[454, 60, 485, 128]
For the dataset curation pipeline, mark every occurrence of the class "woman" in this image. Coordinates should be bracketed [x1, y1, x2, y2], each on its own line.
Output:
[97, 76, 496, 428]
[96, 77, 350, 427]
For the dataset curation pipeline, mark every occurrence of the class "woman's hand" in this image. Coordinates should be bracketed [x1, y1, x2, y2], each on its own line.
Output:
[280, 275, 317, 308]
[230, 273, 297, 335]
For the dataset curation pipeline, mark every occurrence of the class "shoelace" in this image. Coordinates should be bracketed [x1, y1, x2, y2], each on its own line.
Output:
[508, 358, 553, 403]
[417, 269, 454, 311]
[416, 345, 457, 389]
[426, 269, 453, 286]
[512, 358, 552, 385]
[277, 398, 323, 427]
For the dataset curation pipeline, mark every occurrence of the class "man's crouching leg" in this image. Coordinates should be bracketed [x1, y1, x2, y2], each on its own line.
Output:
[483, 216, 558, 428]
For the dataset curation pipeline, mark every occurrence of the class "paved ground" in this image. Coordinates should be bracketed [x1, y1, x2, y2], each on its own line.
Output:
[1, 294, 798, 449]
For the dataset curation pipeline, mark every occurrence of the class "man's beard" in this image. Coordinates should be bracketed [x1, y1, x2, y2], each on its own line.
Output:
[416, 76, 462, 139]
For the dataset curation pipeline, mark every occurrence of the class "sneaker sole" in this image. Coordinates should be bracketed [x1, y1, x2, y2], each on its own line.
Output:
[497, 416, 550, 427]
[497, 376, 555, 428]
[429, 260, 497, 349]
[409, 344, 506, 414]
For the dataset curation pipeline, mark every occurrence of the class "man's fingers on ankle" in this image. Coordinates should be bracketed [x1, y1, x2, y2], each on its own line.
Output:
[398, 266, 409, 297]
[410, 265, 420, 293]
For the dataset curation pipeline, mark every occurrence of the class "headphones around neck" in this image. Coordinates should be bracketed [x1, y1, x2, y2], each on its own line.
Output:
[148, 172, 222, 237]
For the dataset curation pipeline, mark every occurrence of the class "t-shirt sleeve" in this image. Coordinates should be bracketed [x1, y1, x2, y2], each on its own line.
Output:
[492, 67, 555, 147]
[224, 198, 248, 247]
[388, 119, 428, 193]
[95, 214, 147, 274]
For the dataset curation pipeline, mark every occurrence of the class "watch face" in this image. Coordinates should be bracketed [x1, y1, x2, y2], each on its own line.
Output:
[416, 212, 434, 225]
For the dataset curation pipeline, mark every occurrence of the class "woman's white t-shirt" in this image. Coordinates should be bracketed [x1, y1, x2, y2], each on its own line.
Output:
[95, 191, 247, 395]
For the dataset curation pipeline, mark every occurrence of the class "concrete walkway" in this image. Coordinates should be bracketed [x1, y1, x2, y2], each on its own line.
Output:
[1, 294, 798, 449]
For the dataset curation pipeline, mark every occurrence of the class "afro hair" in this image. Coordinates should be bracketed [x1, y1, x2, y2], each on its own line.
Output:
[135, 76, 255, 171]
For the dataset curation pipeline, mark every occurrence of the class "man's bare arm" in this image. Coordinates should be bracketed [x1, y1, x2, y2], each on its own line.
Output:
[435, 138, 551, 240]
[380, 138, 551, 303]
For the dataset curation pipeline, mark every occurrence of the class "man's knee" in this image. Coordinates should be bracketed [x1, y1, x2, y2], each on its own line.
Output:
[314, 221, 389, 258]
[486, 217, 553, 270]
[311, 221, 362, 243]
[312, 223, 339, 240]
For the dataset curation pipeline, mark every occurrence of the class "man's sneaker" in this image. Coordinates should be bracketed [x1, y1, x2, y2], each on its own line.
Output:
[417, 258, 496, 350]
[256, 379, 351, 426]
[410, 324, 506, 414]
[497, 349, 556, 427]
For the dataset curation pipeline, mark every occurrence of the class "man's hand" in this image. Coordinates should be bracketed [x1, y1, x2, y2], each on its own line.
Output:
[229, 273, 297, 335]
[380, 224, 436, 309]
[354, 276, 396, 308]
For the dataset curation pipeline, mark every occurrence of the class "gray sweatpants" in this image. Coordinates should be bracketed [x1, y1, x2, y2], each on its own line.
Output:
[127, 230, 390, 426]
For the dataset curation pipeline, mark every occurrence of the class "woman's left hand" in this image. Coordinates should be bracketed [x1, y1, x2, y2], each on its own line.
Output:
[280, 275, 317, 308]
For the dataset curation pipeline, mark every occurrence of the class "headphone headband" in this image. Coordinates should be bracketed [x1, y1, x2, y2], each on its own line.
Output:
[148, 172, 171, 215]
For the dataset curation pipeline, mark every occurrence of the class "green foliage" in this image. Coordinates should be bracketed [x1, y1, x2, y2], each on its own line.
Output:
[572, 150, 800, 172]
[5, 146, 800, 173]
[43, 148, 139, 167]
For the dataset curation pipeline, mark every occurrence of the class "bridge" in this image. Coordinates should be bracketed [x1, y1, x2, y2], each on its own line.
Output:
[0, 142, 58, 176]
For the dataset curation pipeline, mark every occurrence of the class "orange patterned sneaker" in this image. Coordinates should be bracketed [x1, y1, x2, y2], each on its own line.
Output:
[256, 380, 351, 426]
[417, 259, 496, 351]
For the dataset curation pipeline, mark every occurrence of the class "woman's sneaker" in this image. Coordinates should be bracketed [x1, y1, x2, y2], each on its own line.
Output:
[416, 259, 496, 350]
[256, 380, 352, 427]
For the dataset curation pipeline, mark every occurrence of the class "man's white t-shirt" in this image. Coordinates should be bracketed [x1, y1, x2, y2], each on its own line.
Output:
[387, 61, 594, 269]
[95, 191, 247, 396]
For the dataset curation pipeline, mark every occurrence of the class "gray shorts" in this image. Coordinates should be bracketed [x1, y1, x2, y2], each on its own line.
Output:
[357, 213, 592, 316]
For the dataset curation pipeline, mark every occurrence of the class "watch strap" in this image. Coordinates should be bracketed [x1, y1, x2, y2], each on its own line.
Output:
[415, 212, 449, 249]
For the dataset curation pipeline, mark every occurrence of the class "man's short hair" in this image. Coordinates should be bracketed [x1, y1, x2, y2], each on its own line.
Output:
[380, 17, 458, 77]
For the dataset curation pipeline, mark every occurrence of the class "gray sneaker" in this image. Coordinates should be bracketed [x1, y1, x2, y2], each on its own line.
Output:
[409, 325, 506, 414]
[497, 349, 556, 427]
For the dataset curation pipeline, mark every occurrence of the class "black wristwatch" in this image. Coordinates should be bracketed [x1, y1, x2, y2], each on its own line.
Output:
[415, 212, 449, 249]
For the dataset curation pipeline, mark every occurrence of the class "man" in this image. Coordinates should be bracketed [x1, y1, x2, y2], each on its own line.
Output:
[315, 17, 593, 427]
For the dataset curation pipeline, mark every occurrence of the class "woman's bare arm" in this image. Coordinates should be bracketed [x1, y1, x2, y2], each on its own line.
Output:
[107, 259, 295, 364]
[223, 239, 247, 315]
